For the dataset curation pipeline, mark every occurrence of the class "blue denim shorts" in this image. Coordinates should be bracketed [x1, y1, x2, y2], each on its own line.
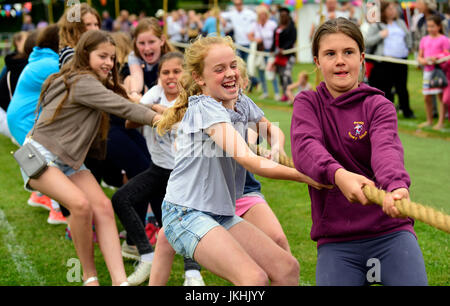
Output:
[21, 138, 89, 192]
[162, 200, 243, 259]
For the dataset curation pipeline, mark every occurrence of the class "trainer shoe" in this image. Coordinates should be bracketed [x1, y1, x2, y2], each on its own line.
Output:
[27, 192, 51, 211]
[121, 240, 140, 261]
[127, 260, 152, 286]
[47, 206, 67, 225]
[183, 275, 206, 286]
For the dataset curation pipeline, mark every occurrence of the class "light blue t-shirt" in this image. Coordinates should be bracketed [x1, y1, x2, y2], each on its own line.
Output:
[225, 93, 264, 200]
[164, 95, 236, 215]
[383, 22, 409, 58]
[164, 94, 265, 215]
[7, 47, 59, 145]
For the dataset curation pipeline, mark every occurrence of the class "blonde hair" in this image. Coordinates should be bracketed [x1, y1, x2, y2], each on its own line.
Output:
[132, 17, 176, 62]
[58, 3, 101, 49]
[236, 56, 249, 91]
[156, 35, 235, 135]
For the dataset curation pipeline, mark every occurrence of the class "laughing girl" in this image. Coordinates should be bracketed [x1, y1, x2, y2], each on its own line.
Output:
[18, 30, 160, 286]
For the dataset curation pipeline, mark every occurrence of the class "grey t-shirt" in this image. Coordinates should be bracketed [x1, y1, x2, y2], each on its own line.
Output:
[225, 93, 264, 200]
[164, 94, 264, 216]
[164, 95, 236, 216]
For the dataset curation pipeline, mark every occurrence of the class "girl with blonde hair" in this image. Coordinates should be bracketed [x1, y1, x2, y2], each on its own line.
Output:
[151, 35, 328, 285]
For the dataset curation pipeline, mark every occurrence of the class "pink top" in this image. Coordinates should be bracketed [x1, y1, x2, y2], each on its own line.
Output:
[419, 35, 450, 71]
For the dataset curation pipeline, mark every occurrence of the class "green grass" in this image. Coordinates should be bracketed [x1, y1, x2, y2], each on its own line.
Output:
[0, 61, 448, 286]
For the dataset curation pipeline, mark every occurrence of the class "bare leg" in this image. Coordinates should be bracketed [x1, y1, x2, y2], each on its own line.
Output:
[148, 228, 176, 286]
[433, 93, 445, 130]
[241, 203, 291, 253]
[69, 170, 127, 286]
[29, 167, 97, 285]
[419, 95, 434, 128]
[193, 221, 299, 285]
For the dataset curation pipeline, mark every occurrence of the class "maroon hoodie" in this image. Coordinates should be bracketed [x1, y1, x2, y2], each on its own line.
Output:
[290, 82, 415, 246]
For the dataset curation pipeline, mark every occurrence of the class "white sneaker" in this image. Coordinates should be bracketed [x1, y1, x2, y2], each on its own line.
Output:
[274, 93, 281, 101]
[259, 93, 268, 99]
[183, 275, 206, 286]
[127, 260, 152, 286]
[121, 240, 140, 261]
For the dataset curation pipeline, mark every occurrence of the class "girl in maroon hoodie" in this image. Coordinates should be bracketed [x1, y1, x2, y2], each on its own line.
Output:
[291, 18, 427, 286]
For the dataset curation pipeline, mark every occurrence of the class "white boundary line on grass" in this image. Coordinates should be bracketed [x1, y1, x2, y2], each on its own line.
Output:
[0, 209, 46, 285]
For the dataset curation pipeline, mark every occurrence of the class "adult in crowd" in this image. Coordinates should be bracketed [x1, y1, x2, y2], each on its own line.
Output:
[271, 7, 296, 102]
[248, 5, 280, 100]
[366, 0, 415, 119]
[0, 31, 33, 138]
[222, 0, 257, 61]
[21, 14, 35, 31]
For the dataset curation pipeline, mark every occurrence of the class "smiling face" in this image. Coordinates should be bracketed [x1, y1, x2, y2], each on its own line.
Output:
[136, 30, 165, 65]
[314, 32, 364, 98]
[159, 57, 183, 101]
[195, 44, 240, 105]
[89, 42, 116, 81]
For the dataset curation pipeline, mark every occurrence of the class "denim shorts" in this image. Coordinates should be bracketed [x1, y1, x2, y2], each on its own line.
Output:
[162, 200, 243, 259]
[21, 138, 89, 192]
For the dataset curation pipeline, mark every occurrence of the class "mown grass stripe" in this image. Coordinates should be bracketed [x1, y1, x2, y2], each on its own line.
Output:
[0, 209, 46, 285]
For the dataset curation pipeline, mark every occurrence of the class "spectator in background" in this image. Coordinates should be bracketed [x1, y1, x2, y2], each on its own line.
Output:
[366, 0, 415, 119]
[248, 5, 280, 100]
[187, 10, 203, 41]
[413, 0, 449, 119]
[114, 10, 132, 33]
[167, 10, 186, 43]
[271, 7, 296, 102]
[21, 14, 35, 31]
[102, 10, 114, 32]
[202, 8, 225, 37]
[310, 0, 348, 40]
[0, 31, 34, 139]
[222, 0, 256, 61]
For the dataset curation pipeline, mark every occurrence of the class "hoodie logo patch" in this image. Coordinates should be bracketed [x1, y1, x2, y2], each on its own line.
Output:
[348, 121, 367, 140]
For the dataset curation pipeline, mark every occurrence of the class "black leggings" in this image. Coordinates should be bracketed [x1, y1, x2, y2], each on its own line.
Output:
[111, 162, 201, 271]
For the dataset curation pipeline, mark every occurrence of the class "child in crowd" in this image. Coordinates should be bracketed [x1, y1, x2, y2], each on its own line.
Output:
[112, 51, 204, 286]
[290, 17, 427, 285]
[58, 3, 101, 68]
[417, 15, 450, 130]
[18, 30, 160, 286]
[286, 71, 312, 105]
[127, 17, 176, 100]
[148, 51, 299, 286]
[6, 25, 65, 224]
[149, 35, 327, 286]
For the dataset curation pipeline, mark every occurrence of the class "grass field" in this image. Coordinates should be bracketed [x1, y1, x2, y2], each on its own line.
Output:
[0, 61, 449, 286]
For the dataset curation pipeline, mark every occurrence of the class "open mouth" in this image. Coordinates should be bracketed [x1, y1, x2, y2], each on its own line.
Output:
[166, 81, 177, 89]
[222, 80, 237, 91]
[143, 51, 155, 62]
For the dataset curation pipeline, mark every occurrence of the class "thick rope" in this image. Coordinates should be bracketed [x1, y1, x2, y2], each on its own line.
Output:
[362, 185, 450, 234]
[249, 144, 450, 234]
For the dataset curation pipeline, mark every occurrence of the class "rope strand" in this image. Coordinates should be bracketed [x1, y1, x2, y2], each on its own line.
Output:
[249, 144, 450, 234]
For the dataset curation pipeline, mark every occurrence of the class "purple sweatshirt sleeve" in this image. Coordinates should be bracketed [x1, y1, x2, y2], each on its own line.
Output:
[290, 93, 343, 185]
[368, 99, 410, 192]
